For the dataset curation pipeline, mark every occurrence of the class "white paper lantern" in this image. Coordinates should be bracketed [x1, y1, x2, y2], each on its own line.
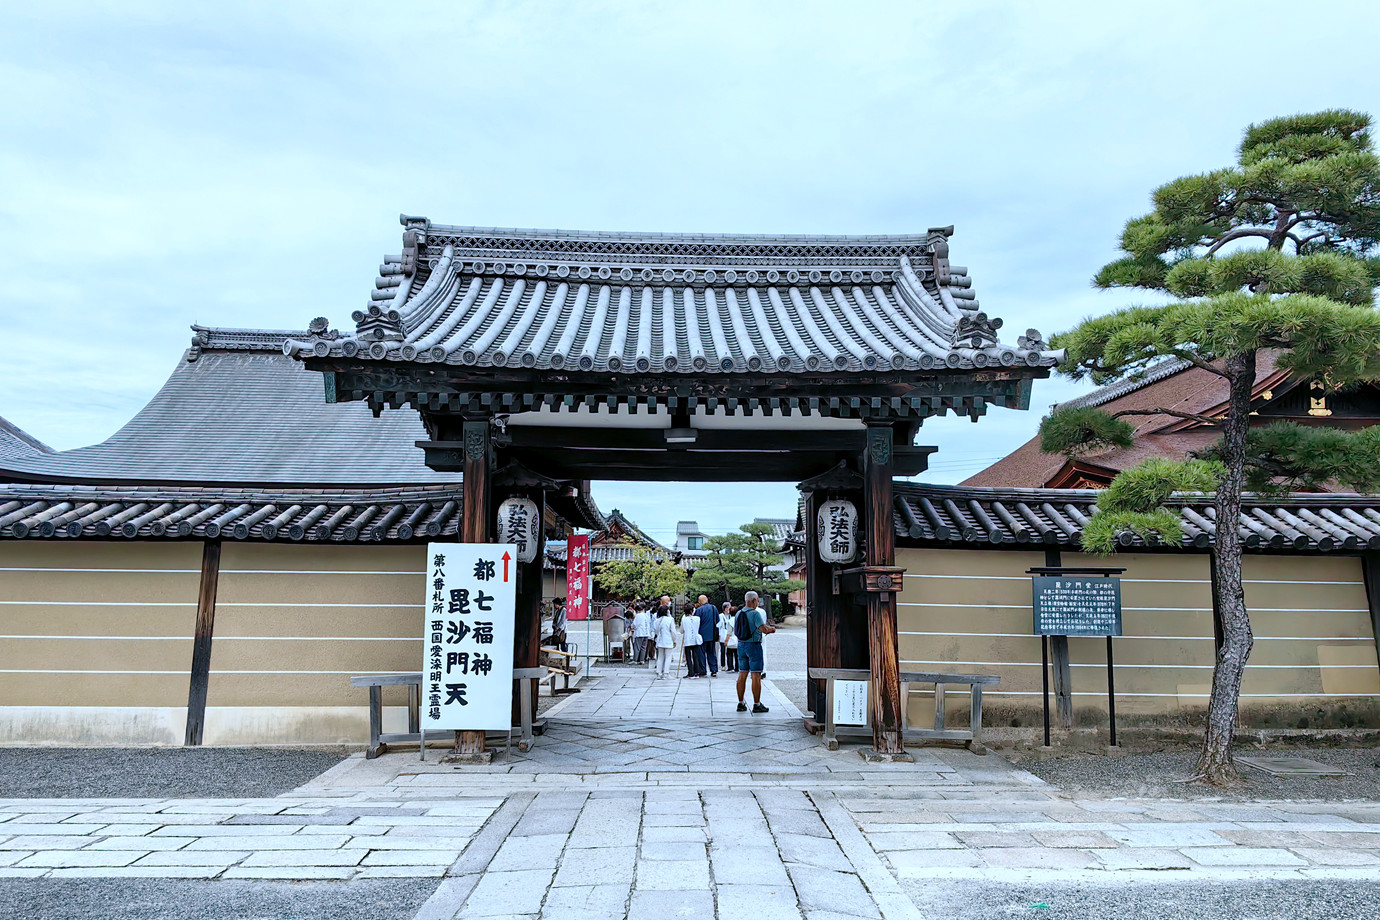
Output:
[496, 497, 541, 563]
[817, 499, 858, 564]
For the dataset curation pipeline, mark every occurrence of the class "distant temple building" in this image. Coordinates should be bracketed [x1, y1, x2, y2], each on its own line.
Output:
[966, 352, 1380, 489]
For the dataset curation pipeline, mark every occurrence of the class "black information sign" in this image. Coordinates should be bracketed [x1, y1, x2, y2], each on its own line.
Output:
[1032, 576, 1122, 637]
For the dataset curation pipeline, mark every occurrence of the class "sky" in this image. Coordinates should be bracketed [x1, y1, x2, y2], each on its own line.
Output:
[3, 1, 1379, 545]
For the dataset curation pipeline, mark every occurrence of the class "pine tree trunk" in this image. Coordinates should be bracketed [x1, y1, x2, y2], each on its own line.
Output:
[1195, 351, 1257, 785]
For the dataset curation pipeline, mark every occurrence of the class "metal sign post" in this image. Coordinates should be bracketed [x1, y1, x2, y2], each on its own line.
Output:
[1027, 566, 1125, 747]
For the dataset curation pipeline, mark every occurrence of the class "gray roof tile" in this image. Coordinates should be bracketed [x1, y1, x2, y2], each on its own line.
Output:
[287, 218, 1063, 375]
[1, 329, 459, 486]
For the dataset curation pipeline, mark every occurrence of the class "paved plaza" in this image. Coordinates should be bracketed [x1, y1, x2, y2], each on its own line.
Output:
[2, 659, 1379, 918]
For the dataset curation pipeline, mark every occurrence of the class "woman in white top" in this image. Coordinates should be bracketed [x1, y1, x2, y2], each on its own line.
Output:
[681, 605, 703, 679]
[716, 605, 735, 672]
[652, 605, 678, 679]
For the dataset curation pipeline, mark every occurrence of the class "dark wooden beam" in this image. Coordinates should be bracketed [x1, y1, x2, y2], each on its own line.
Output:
[1361, 554, 1380, 680]
[419, 445, 931, 483]
[458, 420, 491, 758]
[500, 427, 868, 452]
[185, 540, 221, 747]
[510, 490, 546, 729]
[864, 423, 906, 757]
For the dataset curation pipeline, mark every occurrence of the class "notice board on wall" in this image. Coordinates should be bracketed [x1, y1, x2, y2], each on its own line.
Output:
[1032, 576, 1122, 637]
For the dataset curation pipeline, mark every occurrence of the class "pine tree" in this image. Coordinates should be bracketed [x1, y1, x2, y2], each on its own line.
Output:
[687, 522, 805, 612]
[1041, 110, 1380, 784]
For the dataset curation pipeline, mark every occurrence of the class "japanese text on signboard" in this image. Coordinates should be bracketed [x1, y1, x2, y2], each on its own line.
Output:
[424, 543, 516, 731]
[566, 534, 591, 622]
[1032, 576, 1122, 637]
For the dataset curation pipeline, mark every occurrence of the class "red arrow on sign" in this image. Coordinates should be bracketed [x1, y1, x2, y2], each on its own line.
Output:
[502, 551, 511, 582]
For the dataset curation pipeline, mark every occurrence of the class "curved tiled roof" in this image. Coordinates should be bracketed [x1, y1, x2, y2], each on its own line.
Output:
[894, 482, 1380, 553]
[1055, 358, 1194, 411]
[0, 416, 52, 461]
[286, 217, 1062, 375]
[0, 328, 460, 487]
[0, 484, 461, 542]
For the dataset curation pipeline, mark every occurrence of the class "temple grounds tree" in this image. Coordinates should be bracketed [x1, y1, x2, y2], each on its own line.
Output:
[593, 545, 686, 603]
[1041, 110, 1380, 784]
[687, 522, 805, 612]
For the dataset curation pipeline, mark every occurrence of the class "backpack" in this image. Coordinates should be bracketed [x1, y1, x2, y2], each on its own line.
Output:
[734, 608, 756, 642]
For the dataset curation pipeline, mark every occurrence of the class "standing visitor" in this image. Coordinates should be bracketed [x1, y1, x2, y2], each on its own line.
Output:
[717, 603, 735, 671]
[652, 603, 677, 679]
[734, 590, 775, 713]
[622, 603, 636, 662]
[681, 602, 703, 678]
[694, 595, 719, 677]
[552, 598, 568, 652]
[648, 596, 672, 671]
[631, 602, 652, 664]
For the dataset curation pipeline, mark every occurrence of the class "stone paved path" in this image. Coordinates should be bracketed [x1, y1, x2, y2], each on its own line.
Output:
[544, 664, 802, 721]
[4, 649, 1379, 916]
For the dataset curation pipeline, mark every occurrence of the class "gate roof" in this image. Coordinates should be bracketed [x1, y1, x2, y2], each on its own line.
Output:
[286, 217, 1060, 395]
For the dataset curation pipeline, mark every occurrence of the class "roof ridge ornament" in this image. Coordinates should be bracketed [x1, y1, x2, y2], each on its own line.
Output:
[951, 312, 1003, 349]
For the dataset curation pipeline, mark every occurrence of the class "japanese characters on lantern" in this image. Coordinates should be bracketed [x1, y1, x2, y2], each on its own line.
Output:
[816, 499, 858, 564]
[496, 497, 540, 564]
[423, 542, 516, 731]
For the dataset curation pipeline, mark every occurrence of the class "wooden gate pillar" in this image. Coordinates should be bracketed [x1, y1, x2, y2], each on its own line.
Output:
[502, 488, 547, 728]
[863, 423, 907, 758]
[800, 464, 867, 723]
[457, 419, 492, 757]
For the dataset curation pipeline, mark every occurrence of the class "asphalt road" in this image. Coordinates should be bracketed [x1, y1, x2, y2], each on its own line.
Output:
[0, 880, 435, 920]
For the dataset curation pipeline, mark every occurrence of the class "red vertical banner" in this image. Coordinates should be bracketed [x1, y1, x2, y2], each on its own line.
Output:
[565, 534, 591, 621]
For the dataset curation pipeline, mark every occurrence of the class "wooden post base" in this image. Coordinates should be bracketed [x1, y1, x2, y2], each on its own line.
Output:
[859, 748, 914, 764]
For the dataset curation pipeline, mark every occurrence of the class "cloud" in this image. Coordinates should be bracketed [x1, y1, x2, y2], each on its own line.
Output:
[3, 0, 1377, 537]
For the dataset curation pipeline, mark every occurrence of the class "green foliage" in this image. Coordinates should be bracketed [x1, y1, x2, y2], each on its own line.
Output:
[593, 544, 686, 602]
[1200, 421, 1380, 494]
[1038, 406, 1136, 457]
[1080, 459, 1223, 555]
[1053, 292, 1380, 385]
[1164, 250, 1373, 303]
[686, 522, 804, 607]
[1094, 109, 1380, 295]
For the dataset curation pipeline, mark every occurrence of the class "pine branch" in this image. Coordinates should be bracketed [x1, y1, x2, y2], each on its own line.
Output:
[1111, 407, 1219, 425]
[1204, 227, 1276, 255]
[1169, 350, 1230, 378]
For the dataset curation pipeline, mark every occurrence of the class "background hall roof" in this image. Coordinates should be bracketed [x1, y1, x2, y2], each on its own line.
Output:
[0, 327, 460, 487]
[286, 216, 1062, 377]
[0, 416, 52, 461]
[963, 355, 1290, 489]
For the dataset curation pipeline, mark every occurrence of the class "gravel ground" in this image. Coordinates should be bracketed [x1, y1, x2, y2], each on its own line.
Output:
[0, 879, 434, 920]
[1013, 746, 1380, 800]
[905, 878, 1380, 920]
[0, 747, 349, 798]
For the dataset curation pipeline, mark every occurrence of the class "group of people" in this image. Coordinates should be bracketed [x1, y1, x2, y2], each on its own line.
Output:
[612, 592, 775, 713]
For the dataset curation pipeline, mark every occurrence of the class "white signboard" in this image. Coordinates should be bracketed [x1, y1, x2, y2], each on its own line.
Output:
[833, 679, 868, 726]
[424, 543, 516, 732]
[817, 499, 858, 564]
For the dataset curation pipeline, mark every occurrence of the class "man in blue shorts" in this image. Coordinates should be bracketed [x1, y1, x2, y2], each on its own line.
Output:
[734, 591, 775, 713]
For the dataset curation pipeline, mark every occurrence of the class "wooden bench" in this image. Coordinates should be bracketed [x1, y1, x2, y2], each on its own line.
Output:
[540, 646, 581, 695]
[350, 668, 547, 758]
[807, 667, 1000, 753]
